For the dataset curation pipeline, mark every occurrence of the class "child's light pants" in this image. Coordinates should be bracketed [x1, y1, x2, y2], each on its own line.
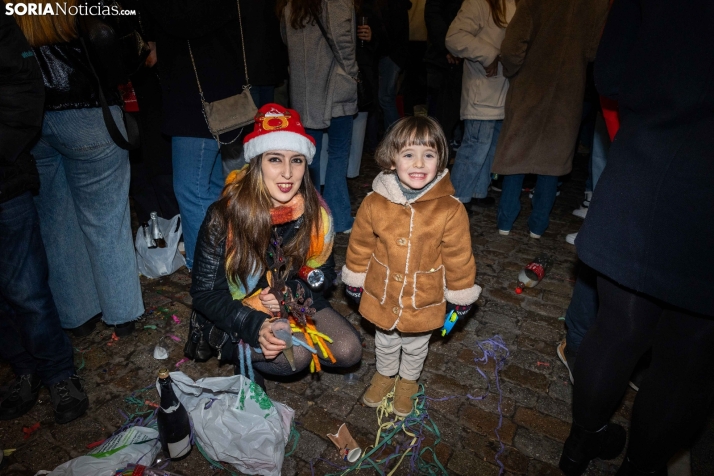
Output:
[375, 329, 431, 381]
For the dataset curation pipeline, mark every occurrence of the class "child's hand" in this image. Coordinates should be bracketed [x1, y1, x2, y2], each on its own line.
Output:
[345, 285, 363, 304]
[446, 302, 472, 318]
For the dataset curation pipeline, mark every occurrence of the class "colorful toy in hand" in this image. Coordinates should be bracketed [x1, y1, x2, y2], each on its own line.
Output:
[441, 310, 458, 336]
[441, 304, 471, 336]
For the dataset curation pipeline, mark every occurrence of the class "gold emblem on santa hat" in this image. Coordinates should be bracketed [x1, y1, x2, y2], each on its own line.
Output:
[257, 107, 292, 131]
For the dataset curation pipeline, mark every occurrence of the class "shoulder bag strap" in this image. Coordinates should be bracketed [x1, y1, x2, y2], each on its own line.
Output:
[314, 14, 360, 82]
[80, 37, 139, 151]
[188, 0, 251, 97]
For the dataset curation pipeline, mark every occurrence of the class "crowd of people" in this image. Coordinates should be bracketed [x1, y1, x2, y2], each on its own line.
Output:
[1, 0, 713, 475]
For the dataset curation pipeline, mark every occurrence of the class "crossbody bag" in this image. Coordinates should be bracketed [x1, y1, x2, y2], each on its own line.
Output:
[187, 0, 257, 145]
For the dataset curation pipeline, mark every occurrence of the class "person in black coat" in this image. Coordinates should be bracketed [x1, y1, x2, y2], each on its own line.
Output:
[424, 0, 463, 144]
[143, 0, 247, 271]
[0, 12, 88, 425]
[375, 0, 410, 128]
[559, 1, 714, 475]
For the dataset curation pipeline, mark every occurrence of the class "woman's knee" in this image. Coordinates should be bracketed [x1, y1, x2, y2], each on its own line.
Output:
[330, 331, 363, 367]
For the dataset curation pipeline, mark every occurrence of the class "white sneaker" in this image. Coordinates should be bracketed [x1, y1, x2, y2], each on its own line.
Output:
[572, 207, 588, 219]
[566, 232, 577, 245]
[498, 229, 510, 236]
[529, 231, 541, 239]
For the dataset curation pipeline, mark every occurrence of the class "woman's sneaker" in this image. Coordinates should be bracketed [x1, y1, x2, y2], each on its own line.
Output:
[0, 374, 41, 420]
[572, 191, 592, 218]
[49, 375, 89, 424]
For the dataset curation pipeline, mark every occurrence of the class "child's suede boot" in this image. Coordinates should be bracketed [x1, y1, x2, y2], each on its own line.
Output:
[363, 372, 396, 407]
[393, 377, 419, 417]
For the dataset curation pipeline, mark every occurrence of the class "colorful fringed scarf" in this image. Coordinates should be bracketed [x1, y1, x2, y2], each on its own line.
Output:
[223, 167, 334, 302]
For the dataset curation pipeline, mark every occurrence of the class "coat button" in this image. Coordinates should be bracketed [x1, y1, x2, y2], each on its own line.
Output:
[396, 238, 407, 246]
[392, 306, 399, 314]
[393, 273, 403, 282]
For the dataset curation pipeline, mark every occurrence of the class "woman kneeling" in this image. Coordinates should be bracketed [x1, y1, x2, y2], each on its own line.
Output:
[190, 104, 362, 379]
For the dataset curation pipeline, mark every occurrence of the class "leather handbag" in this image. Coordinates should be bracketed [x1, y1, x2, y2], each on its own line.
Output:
[188, 0, 257, 144]
[183, 311, 215, 362]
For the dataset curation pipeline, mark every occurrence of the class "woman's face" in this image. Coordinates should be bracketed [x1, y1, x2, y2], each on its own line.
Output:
[261, 150, 307, 206]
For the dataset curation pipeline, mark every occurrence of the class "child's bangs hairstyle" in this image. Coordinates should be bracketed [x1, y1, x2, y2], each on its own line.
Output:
[374, 116, 449, 173]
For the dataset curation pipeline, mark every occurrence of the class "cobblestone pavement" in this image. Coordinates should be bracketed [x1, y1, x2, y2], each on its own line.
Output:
[0, 153, 643, 475]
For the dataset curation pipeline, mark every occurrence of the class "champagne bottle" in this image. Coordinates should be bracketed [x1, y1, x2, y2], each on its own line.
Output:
[156, 369, 191, 460]
[143, 222, 156, 249]
[150, 212, 167, 248]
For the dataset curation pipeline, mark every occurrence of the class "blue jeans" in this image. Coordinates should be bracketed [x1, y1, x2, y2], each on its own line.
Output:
[378, 56, 401, 129]
[451, 119, 501, 202]
[172, 137, 225, 269]
[0, 193, 75, 385]
[497, 174, 559, 235]
[564, 264, 599, 353]
[32, 107, 144, 328]
[306, 115, 354, 232]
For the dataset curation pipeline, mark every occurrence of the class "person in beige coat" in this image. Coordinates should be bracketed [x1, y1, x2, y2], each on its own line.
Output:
[492, 0, 608, 238]
[342, 117, 481, 417]
[445, 0, 516, 210]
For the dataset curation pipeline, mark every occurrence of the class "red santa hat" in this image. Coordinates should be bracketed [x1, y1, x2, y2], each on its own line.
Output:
[243, 103, 317, 164]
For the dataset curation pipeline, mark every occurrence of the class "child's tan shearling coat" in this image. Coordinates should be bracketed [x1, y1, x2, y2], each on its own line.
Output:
[342, 170, 481, 333]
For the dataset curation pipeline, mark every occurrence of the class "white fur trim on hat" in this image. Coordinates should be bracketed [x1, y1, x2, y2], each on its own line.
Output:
[243, 130, 317, 164]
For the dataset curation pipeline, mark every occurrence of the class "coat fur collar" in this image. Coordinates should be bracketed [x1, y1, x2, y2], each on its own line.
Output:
[371, 170, 455, 205]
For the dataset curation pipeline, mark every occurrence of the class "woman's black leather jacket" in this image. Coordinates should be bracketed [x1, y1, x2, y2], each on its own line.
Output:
[190, 205, 337, 361]
[33, 37, 122, 111]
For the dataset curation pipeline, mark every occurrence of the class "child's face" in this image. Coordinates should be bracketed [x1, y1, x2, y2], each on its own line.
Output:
[391, 144, 439, 190]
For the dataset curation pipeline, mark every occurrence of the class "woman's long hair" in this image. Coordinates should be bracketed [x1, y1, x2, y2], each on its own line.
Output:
[278, 0, 323, 30]
[207, 155, 324, 290]
[486, 0, 509, 29]
[5, 0, 78, 47]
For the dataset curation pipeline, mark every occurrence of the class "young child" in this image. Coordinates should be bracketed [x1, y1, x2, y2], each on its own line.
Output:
[342, 116, 481, 416]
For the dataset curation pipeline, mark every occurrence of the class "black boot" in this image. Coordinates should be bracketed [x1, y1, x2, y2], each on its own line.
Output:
[615, 457, 668, 476]
[559, 423, 627, 476]
[0, 374, 41, 420]
[49, 374, 89, 424]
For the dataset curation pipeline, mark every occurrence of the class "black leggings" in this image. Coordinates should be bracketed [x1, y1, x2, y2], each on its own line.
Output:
[249, 307, 363, 376]
[573, 275, 714, 470]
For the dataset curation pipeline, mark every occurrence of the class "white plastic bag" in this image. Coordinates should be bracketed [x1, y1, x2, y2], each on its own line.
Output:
[41, 426, 160, 476]
[166, 371, 294, 476]
[135, 214, 185, 279]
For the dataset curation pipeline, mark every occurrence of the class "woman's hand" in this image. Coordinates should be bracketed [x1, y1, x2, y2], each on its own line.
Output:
[258, 319, 286, 359]
[259, 287, 281, 315]
[484, 56, 500, 77]
[145, 41, 157, 68]
[357, 25, 372, 42]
